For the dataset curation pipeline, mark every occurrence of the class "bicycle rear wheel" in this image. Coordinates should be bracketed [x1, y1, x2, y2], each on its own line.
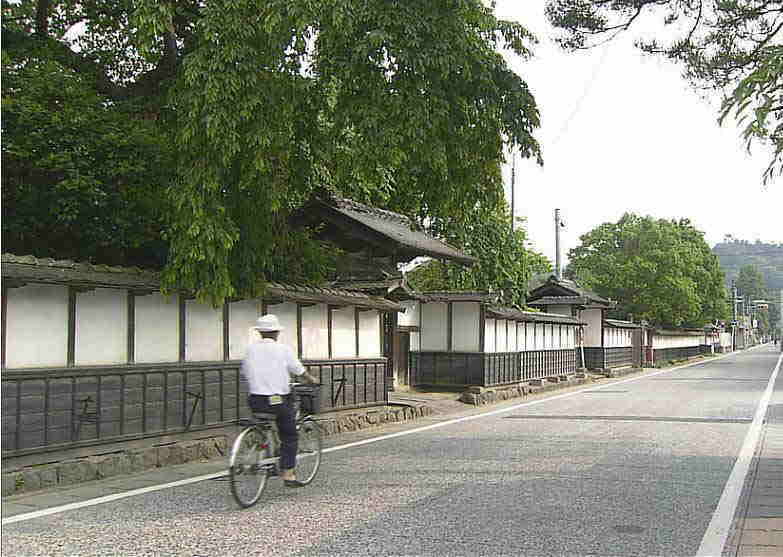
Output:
[229, 427, 272, 508]
[295, 418, 322, 485]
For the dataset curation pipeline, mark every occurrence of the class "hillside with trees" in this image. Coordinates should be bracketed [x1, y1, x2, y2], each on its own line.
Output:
[712, 239, 783, 293]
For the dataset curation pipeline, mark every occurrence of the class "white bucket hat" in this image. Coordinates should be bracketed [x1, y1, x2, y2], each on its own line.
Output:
[254, 314, 284, 332]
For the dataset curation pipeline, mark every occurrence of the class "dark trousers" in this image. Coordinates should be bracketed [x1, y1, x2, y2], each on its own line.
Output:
[247, 394, 298, 470]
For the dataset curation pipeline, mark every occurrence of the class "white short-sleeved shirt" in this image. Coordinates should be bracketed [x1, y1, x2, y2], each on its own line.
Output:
[241, 338, 305, 395]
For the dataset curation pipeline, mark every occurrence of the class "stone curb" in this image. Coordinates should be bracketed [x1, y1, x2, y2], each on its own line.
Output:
[458, 374, 597, 406]
[1, 404, 434, 498]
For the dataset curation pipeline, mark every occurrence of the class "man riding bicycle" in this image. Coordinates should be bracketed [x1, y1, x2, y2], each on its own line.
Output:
[240, 314, 318, 487]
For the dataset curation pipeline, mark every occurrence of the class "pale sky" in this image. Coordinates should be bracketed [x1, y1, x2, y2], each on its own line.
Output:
[495, 2, 782, 267]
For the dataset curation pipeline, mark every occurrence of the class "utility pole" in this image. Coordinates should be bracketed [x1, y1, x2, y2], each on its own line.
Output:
[555, 208, 562, 280]
[510, 151, 516, 234]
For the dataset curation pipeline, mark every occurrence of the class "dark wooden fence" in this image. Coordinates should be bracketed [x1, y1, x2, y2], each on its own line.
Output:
[582, 347, 635, 370]
[410, 349, 577, 388]
[653, 346, 702, 365]
[2, 358, 387, 458]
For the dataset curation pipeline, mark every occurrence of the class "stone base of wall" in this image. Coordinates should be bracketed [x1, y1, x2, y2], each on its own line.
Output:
[459, 373, 594, 406]
[2, 404, 435, 497]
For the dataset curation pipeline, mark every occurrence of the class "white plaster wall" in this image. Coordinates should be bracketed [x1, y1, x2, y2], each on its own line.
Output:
[720, 332, 732, 347]
[509, 322, 518, 352]
[266, 302, 298, 353]
[302, 304, 329, 359]
[496, 320, 508, 352]
[421, 303, 447, 351]
[583, 309, 603, 346]
[398, 300, 420, 327]
[452, 302, 480, 352]
[228, 299, 261, 360]
[6, 284, 69, 368]
[652, 333, 702, 348]
[518, 323, 526, 351]
[410, 331, 421, 351]
[75, 288, 127, 365]
[358, 310, 381, 357]
[525, 323, 534, 351]
[135, 292, 179, 363]
[185, 300, 223, 361]
[332, 306, 356, 358]
[485, 318, 496, 353]
[565, 326, 574, 349]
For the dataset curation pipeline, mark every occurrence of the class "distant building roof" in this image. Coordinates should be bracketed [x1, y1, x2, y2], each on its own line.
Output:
[486, 306, 584, 325]
[604, 319, 642, 329]
[1, 254, 401, 311]
[527, 275, 614, 308]
[294, 196, 476, 267]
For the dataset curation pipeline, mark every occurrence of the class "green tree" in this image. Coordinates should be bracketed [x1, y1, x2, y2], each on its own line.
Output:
[545, 1, 782, 184]
[568, 213, 728, 328]
[407, 206, 552, 308]
[2, 1, 544, 306]
[735, 264, 773, 336]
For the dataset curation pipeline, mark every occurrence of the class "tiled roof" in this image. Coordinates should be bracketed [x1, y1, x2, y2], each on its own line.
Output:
[1, 254, 401, 311]
[527, 276, 614, 307]
[486, 306, 584, 325]
[328, 197, 477, 266]
[2, 253, 160, 289]
[526, 295, 590, 306]
[412, 290, 497, 303]
[604, 319, 642, 329]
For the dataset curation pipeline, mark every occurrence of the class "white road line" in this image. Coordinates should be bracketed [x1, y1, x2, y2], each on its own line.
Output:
[696, 350, 783, 557]
[0, 349, 754, 525]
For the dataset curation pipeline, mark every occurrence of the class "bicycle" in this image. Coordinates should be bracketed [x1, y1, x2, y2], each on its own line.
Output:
[229, 384, 322, 508]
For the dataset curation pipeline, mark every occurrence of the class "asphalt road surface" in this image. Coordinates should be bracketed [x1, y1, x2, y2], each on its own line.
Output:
[3, 346, 782, 557]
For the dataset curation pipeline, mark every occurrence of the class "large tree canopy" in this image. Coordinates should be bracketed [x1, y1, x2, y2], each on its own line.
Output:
[545, 0, 782, 184]
[3, 0, 543, 306]
[407, 211, 552, 308]
[735, 263, 775, 335]
[567, 213, 729, 328]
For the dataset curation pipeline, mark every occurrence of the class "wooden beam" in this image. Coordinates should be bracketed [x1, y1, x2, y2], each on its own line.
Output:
[223, 302, 230, 361]
[127, 291, 135, 364]
[67, 287, 77, 366]
[1, 285, 8, 369]
[355, 306, 360, 357]
[447, 302, 453, 352]
[179, 293, 186, 362]
[296, 303, 303, 359]
[478, 304, 485, 352]
[327, 306, 333, 359]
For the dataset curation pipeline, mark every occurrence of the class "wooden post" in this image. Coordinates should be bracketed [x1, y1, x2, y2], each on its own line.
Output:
[178, 293, 186, 362]
[67, 287, 77, 366]
[127, 291, 135, 364]
[447, 302, 453, 352]
[223, 302, 230, 361]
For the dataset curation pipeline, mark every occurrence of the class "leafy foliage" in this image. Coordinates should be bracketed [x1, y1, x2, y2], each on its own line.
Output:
[2, 0, 543, 306]
[735, 264, 776, 335]
[407, 207, 552, 308]
[545, 0, 783, 184]
[567, 213, 729, 328]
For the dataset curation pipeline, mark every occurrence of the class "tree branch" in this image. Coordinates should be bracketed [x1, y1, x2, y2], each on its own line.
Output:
[34, 0, 50, 37]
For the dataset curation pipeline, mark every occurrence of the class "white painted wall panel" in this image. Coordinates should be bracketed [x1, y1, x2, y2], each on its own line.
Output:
[332, 307, 356, 358]
[266, 302, 298, 353]
[399, 300, 420, 327]
[229, 299, 261, 360]
[358, 310, 381, 357]
[6, 284, 69, 368]
[485, 318, 496, 353]
[421, 303, 447, 351]
[75, 288, 127, 365]
[583, 309, 603, 346]
[525, 323, 534, 351]
[496, 320, 508, 352]
[135, 293, 179, 363]
[509, 322, 518, 352]
[410, 331, 421, 351]
[452, 302, 480, 352]
[518, 323, 526, 352]
[185, 300, 222, 361]
[301, 304, 329, 359]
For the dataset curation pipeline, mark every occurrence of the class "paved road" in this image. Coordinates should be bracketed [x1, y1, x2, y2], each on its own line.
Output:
[3, 346, 782, 557]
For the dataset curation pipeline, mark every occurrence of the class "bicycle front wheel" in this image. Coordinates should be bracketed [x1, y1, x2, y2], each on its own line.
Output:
[229, 427, 271, 508]
[295, 418, 322, 485]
